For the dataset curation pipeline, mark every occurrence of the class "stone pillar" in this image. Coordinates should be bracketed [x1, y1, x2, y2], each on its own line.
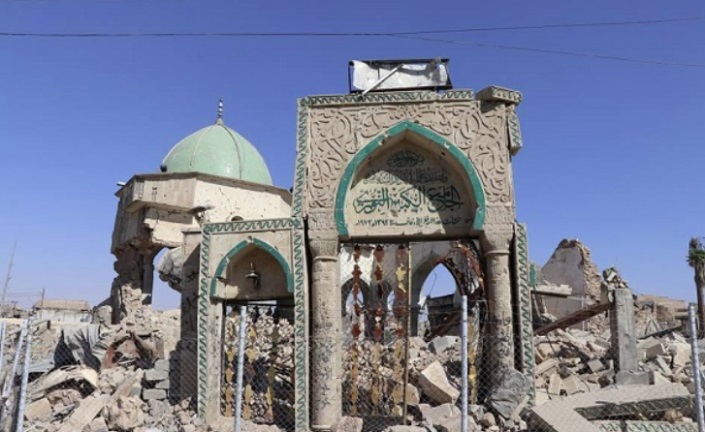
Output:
[610, 286, 645, 384]
[141, 250, 156, 306]
[110, 245, 145, 323]
[481, 227, 515, 385]
[179, 229, 201, 402]
[203, 299, 224, 422]
[309, 238, 342, 432]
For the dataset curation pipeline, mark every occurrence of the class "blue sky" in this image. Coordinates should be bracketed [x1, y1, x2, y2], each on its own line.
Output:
[0, 0, 703, 309]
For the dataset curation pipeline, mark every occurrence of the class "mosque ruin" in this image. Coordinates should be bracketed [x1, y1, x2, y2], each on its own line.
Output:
[110, 59, 535, 431]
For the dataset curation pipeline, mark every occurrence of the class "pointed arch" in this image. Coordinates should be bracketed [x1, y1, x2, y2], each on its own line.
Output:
[209, 238, 293, 296]
[334, 121, 486, 237]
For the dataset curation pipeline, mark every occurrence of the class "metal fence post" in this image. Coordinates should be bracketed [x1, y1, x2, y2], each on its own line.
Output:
[0, 322, 7, 380]
[461, 294, 468, 432]
[0, 319, 26, 428]
[234, 305, 248, 432]
[689, 305, 705, 432]
[15, 318, 32, 432]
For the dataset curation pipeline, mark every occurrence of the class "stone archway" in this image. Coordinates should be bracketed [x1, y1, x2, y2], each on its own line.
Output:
[334, 121, 486, 239]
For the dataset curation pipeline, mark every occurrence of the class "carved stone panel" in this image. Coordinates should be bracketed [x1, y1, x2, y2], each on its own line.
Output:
[344, 147, 476, 238]
[300, 93, 514, 229]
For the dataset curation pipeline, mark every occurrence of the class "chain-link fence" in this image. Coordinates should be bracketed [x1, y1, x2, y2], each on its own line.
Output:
[222, 303, 296, 432]
[6, 287, 705, 431]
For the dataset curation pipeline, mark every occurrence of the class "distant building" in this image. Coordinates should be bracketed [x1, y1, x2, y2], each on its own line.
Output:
[32, 299, 92, 323]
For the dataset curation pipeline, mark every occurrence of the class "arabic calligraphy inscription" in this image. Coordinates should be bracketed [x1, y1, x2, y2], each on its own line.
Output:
[346, 149, 474, 237]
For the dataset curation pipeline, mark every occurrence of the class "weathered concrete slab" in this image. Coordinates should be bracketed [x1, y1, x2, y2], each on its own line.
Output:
[528, 384, 692, 432]
[567, 383, 691, 420]
[533, 284, 573, 298]
[536, 358, 560, 375]
[529, 401, 600, 432]
[595, 421, 698, 432]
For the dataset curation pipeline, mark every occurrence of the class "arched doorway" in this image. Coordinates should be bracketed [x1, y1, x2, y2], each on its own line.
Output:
[210, 240, 296, 429]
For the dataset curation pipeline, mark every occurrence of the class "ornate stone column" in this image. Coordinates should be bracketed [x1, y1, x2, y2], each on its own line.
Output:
[309, 238, 342, 432]
[481, 226, 515, 385]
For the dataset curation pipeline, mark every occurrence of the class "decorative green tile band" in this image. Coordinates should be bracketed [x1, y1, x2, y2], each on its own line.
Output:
[303, 90, 474, 106]
[334, 121, 486, 237]
[291, 220, 308, 430]
[292, 99, 309, 217]
[197, 229, 211, 417]
[514, 222, 536, 407]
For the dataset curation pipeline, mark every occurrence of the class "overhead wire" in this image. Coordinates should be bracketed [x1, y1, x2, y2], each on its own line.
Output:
[0, 16, 702, 68]
[0, 16, 702, 38]
[390, 34, 705, 68]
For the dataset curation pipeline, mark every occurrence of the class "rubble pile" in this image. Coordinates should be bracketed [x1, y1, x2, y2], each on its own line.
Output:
[7, 287, 702, 432]
[340, 334, 530, 432]
[7, 307, 222, 432]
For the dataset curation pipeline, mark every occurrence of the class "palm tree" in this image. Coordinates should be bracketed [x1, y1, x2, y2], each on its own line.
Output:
[687, 237, 705, 338]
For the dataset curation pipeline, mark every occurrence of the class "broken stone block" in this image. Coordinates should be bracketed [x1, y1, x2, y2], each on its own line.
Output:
[535, 358, 560, 376]
[649, 370, 671, 385]
[587, 359, 605, 373]
[548, 373, 562, 395]
[637, 338, 666, 361]
[615, 371, 650, 386]
[468, 404, 484, 422]
[593, 338, 611, 350]
[420, 403, 460, 425]
[142, 388, 167, 400]
[25, 398, 52, 423]
[418, 361, 459, 405]
[486, 369, 531, 419]
[334, 416, 363, 432]
[144, 369, 169, 382]
[154, 359, 170, 371]
[562, 375, 582, 395]
[481, 412, 497, 428]
[428, 336, 460, 356]
[103, 396, 143, 431]
[155, 379, 170, 390]
[180, 425, 196, 432]
[148, 399, 168, 418]
[405, 383, 420, 406]
[537, 343, 555, 359]
[652, 356, 673, 376]
[672, 343, 691, 368]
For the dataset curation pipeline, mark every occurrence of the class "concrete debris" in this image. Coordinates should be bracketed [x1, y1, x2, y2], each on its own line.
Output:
[486, 369, 531, 419]
[334, 416, 364, 432]
[418, 361, 460, 405]
[25, 397, 52, 422]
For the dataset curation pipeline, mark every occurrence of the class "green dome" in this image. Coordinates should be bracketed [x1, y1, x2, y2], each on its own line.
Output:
[161, 117, 272, 185]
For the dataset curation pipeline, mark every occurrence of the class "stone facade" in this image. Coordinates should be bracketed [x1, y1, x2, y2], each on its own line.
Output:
[111, 84, 534, 431]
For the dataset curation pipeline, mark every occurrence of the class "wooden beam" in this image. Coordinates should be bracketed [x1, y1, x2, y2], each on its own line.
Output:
[534, 302, 610, 336]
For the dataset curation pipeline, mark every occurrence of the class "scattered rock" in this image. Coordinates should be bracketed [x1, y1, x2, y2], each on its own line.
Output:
[418, 361, 459, 405]
[25, 398, 52, 423]
[334, 416, 363, 432]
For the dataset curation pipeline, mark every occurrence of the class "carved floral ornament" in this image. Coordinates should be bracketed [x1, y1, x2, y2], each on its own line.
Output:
[305, 99, 513, 218]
